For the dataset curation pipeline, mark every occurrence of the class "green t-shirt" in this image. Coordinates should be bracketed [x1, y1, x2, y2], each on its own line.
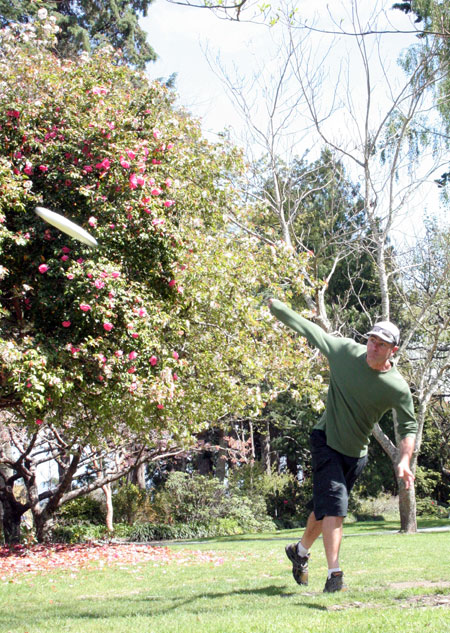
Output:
[270, 300, 417, 458]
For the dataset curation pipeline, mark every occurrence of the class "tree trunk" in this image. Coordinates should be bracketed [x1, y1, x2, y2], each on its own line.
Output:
[128, 460, 147, 489]
[215, 431, 228, 482]
[102, 483, 114, 532]
[1, 497, 23, 544]
[261, 420, 271, 474]
[34, 511, 53, 543]
[398, 480, 417, 533]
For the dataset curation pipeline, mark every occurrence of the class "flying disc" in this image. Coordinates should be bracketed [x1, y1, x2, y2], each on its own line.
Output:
[35, 206, 98, 247]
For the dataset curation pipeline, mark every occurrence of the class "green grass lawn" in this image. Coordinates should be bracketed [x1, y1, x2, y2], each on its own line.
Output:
[1, 520, 449, 633]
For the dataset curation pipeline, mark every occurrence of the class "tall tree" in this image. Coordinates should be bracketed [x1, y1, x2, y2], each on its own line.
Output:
[210, 1, 449, 531]
[0, 0, 157, 68]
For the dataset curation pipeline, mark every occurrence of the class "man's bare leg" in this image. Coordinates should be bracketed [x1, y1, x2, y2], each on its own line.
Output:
[322, 515, 344, 569]
[300, 511, 323, 550]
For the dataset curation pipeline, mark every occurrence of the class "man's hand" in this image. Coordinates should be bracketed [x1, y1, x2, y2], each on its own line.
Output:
[397, 436, 416, 490]
[397, 457, 415, 490]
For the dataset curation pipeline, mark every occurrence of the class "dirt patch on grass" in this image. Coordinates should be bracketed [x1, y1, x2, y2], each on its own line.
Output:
[390, 580, 450, 590]
[327, 594, 450, 611]
[326, 582, 450, 611]
[397, 593, 450, 608]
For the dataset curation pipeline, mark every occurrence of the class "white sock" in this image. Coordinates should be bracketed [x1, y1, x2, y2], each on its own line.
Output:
[296, 542, 309, 557]
[328, 567, 341, 579]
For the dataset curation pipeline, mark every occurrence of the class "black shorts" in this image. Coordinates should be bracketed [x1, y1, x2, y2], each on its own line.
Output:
[308, 429, 368, 520]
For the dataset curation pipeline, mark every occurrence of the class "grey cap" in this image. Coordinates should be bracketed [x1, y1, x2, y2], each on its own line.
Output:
[366, 321, 400, 345]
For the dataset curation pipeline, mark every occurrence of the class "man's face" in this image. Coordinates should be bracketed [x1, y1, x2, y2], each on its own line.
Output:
[366, 334, 398, 369]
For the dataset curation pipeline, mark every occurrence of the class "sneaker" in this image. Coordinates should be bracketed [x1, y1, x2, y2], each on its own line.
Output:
[285, 543, 309, 585]
[323, 571, 346, 593]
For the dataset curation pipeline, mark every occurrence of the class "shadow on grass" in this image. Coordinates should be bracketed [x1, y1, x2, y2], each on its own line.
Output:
[2, 584, 329, 628]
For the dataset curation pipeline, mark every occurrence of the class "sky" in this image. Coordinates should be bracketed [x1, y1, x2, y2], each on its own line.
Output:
[140, 1, 445, 242]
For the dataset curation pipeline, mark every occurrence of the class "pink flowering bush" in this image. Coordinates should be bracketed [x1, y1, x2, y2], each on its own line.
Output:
[0, 24, 241, 436]
[0, 21, 316, 445]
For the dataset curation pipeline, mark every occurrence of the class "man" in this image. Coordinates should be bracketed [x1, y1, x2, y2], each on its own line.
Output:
[268, 299, 417, 593]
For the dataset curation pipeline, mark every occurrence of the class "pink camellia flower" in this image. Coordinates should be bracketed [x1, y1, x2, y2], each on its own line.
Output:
[80, 303, 91, 312]
[126, 149, 136, 160]
[24, 161, 33, 175]
[111, 271, 120, 279]
[77, 258, 84, 264]
[157, 403, 164, 410]
[7, 109, 20, 118]
[136, 175, 145, 186]
[61, 255, 69, 262]
[70, 345, 80, 354]
[38, 264, 49, 274]
[83, 165, 93, 173]
[172, 351, 179, 361]
[137, 308, 146, 317]
[168, 280, 176, 288]
[62, 246, 71, 254]
[92, 86, 109, 95]
[115, 350, 123, 358]
[128, 351, 138, 360]
[67, 273, 74, 280]
[128, 366, 136, 374]
[36, 419, 43, 425]
[39, 165, 49, 172]
[88, 216, 97, 227]
[120, 156, 130, 168]
[94, 279, 105, 289]
[129, 383, 137, 392]
[150, 355, 158, 366]
[26, 382, 32, 388]
[151, 187, 162, 196]
[153, 129, 161, 140]
[95, 158, 111, 171]
[164, 178, 172, 188]
[62, 321, 71, 328]
[167, 143, 174, 150]
[129, 173, 138, 189]
[86, 273, 93, 279]
[103, 322, 114, 332]
[177, 286, 184, 294]
[163, 200, 175, 207]
[109, 223, 115, 229]
[173, 373, 179, 381]
[131, 333, 139, 339]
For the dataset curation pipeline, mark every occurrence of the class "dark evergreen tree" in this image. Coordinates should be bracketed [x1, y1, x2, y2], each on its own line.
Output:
[0, 0, 157, 69]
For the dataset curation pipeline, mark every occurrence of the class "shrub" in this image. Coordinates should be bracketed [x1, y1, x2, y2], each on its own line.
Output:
[55, 495, 106, 525]
[228, 462, 312, 528]
[129, 522, 210, 542]
[112, 484, 155, 525]
[52, 522, 109, 543]
[352, 493, 399, 521]
[416, 497, 448, 518]
[149, 471, 276, 537]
